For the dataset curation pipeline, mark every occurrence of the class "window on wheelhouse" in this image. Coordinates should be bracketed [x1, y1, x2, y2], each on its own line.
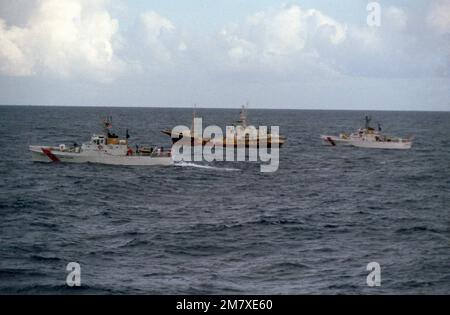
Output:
[92, 136, 105, 145]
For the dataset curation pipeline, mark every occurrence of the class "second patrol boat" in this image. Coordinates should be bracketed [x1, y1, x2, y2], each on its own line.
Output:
[321, 116, 413, 150]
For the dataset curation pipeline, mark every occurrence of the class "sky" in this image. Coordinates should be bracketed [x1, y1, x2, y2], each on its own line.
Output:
[0, 0, 449, 111]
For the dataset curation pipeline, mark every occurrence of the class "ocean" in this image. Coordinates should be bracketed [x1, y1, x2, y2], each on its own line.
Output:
[0, 106, 449, 294]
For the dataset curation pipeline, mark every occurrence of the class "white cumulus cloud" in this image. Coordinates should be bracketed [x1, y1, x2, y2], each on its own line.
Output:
[215, 3, 448, 78]
[427, 0, 450, 34]
[140, 11, 186, 65]
[0, 0, 123, 81]
[220, 5, 347, 64]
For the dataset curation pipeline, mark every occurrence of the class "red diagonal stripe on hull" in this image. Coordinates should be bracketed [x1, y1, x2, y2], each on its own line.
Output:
[327, 137, 336, 146]
[41, 148, 60, 162]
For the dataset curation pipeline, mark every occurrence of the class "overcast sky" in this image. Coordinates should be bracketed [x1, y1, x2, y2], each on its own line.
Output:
[0, 0, 449, 110]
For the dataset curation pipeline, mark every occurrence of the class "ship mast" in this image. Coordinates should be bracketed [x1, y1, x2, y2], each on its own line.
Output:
[237, 103, 249, 128]
[364, 116, 371, 130]
[103, 116, 113, 136]
[190, 104, 197, 135]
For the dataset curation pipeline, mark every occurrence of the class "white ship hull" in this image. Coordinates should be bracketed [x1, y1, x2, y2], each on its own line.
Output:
[349, 139, 411, 149]
[30, 146, 173, 166]
[321, 136, 412, 150]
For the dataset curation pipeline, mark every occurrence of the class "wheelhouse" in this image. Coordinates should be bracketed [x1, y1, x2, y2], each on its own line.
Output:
[91, 135, 106, 146]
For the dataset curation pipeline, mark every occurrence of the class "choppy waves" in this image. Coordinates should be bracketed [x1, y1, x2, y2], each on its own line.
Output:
[0, 106, 449, 294]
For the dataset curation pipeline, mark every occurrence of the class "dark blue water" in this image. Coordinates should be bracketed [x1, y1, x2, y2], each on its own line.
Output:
[0, 106, 449, 294]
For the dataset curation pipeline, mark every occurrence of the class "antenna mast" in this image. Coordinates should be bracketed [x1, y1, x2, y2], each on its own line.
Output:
[365, 116, 371, 129]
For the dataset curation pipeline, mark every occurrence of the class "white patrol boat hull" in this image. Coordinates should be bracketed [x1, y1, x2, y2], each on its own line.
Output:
[321, 135, 412, 150]
[30, 146, 173, 166]
[348, 139, 411, 149]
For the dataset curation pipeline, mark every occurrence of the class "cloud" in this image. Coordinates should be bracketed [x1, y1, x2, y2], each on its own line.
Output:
[346, 4, 449, 78]
[214, 3, 450, 79]
[0, 1, 448, 84]
[0, 0, 123, 82]
[140, 11, 186, 65]
[426, 0, 450, 76]
[219, 5, 347, 66]
[385, 6, 408, 31]
[427, 0, 450, 34]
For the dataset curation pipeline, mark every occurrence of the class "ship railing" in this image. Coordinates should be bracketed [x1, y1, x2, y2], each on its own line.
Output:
[134, 145, 172, 157]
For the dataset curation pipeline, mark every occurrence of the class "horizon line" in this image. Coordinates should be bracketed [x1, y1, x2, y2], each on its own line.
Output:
[0, 104, 449, 113]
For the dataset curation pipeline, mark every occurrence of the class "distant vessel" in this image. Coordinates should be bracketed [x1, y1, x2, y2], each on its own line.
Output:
[161, 110, 210, 146]
[162, 105, 286, 147]
[321, 116, 413, 150]
[30, 117, 173, 165]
